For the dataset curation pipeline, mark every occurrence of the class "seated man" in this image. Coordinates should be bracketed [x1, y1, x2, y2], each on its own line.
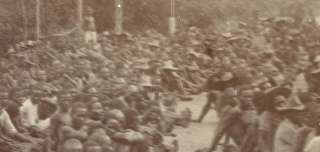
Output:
[49, 102, 90, 152]
[0, 97, 32, 152]
[6, 88, 29, 133]
[20, 87, 53, 136]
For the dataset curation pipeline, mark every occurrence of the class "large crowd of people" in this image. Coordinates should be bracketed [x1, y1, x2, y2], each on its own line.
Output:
[195, 17, 320, 152]
[0, 13, 320, 152]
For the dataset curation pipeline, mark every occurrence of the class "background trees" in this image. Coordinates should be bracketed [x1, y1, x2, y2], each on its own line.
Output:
[0, 0, 319, 49]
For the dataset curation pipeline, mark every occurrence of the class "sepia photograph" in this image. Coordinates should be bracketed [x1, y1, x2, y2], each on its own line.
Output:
[1, 0, 320, 152]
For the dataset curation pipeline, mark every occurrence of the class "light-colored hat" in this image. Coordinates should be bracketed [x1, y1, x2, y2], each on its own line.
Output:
[27, 40, 35, 46]
[140, 75, 153, 87]
[274, 16, 294, 24]
[221, 72, 234, 81]
[17, 42, 26, 48]
[128, 85, 139, 92]
[148, 40, 160, 48]
[221, 32, 233, 38]
[113, 78, 126, 84]
[162, 60, 179, 70]
[190, 39, 201, 45]
[187, 48, 200, 58]
[311, 68, 320, 74]
[102, 31, 110, 36]
[7, 47, 15, 54]
[313, 55, 320, 63]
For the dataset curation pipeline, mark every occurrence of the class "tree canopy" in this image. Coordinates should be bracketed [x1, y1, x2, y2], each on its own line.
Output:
[0, 0, 319, 49]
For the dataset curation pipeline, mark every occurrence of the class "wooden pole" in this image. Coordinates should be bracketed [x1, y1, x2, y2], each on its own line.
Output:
[115, 0, 123, 35]
[78, 0, 83, 32]
[36, 0, 41, 40]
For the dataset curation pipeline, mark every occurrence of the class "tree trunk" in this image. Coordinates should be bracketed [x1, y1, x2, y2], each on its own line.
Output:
[21, 0, 28, 41]
[36, 0, 41, 40]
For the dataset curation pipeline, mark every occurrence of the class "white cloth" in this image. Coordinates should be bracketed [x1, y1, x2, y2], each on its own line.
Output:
[304, 136, 320, 152]
[20, 99, 50, 130]
[20, 99, 38, 127]
[274, 119, 299, 152]
[293, 73, 309, 93]
[0, 110, 17, 134]
[85, 31, 97, 44]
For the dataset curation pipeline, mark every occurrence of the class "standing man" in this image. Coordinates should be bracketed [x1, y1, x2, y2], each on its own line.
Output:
[257, 87, 290, 152]
[83, 6, 97, 44]
[195, 71, 238, 123]
[274, 100, 307, 152]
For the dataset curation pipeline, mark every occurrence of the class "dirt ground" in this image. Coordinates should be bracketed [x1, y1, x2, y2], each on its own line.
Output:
[174, 93, 219, 152]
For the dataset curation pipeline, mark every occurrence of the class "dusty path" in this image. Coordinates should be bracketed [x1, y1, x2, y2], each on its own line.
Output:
[174, 93, 219, 152]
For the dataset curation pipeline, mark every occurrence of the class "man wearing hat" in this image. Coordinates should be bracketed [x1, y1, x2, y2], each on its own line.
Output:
[161, 61, 185, 95]
[257, 87, 291, 152]
[196, 71, 238, 123]
[273, 95, 307, 152]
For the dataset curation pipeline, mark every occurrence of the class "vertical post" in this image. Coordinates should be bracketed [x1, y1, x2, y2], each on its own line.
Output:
[78, 0, 83, 32]
[21, 0, 28, 41]
[36, 0, 40, 40]
[169, 0, 176, 36]
[115, 0, 123, 35]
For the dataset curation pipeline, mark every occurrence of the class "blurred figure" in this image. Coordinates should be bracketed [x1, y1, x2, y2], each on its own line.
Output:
[83, 7, 97, 44]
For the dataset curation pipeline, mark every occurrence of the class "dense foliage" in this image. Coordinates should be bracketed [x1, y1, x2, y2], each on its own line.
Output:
[1, 0, 319, 49]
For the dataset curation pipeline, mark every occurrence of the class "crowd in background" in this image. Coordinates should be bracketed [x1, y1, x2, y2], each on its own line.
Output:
[0, 14, 320, 152]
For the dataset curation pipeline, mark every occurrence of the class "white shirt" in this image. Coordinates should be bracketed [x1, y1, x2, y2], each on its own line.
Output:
[20, 98, 50, 130]
[0, 110, 17, 134]
[20, 98, 39, 127]
[304, 136, 320, 152]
